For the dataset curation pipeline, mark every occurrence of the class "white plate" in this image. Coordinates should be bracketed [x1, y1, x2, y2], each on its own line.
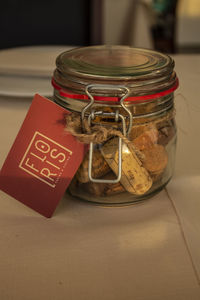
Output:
[0, 45, 73, 97]
[0, 74, 53, 97]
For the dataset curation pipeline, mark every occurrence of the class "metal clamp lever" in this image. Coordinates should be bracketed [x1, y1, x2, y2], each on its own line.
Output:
[82, 84, 133, 184]
[88, 110, 126, 184]
[82, 84, 133, 135]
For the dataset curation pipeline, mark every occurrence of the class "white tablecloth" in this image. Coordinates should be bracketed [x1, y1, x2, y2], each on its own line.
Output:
[0, 47, 200, 300]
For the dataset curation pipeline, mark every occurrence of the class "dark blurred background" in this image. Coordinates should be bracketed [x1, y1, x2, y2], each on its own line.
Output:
[0, 0, 200, 53]
[0, 0, 103, 49]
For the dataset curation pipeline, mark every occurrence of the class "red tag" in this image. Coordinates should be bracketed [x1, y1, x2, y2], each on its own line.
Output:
[0, 94, 86, 217]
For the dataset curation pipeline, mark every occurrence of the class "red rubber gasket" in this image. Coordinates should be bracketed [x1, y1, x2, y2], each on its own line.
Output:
[52, 77, 179, 103]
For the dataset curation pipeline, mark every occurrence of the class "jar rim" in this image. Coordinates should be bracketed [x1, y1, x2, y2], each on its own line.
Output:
[53, 45, 178, 98]
[56, 45, 174, 80]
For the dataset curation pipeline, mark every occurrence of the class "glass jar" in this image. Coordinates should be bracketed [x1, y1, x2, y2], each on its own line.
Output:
[52, 45, 178, 205]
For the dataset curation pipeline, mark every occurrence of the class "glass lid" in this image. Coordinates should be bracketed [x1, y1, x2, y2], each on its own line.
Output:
[56, 45, 174, 79]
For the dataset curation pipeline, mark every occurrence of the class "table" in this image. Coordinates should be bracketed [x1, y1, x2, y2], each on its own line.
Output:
[0, 47, 200, 300]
